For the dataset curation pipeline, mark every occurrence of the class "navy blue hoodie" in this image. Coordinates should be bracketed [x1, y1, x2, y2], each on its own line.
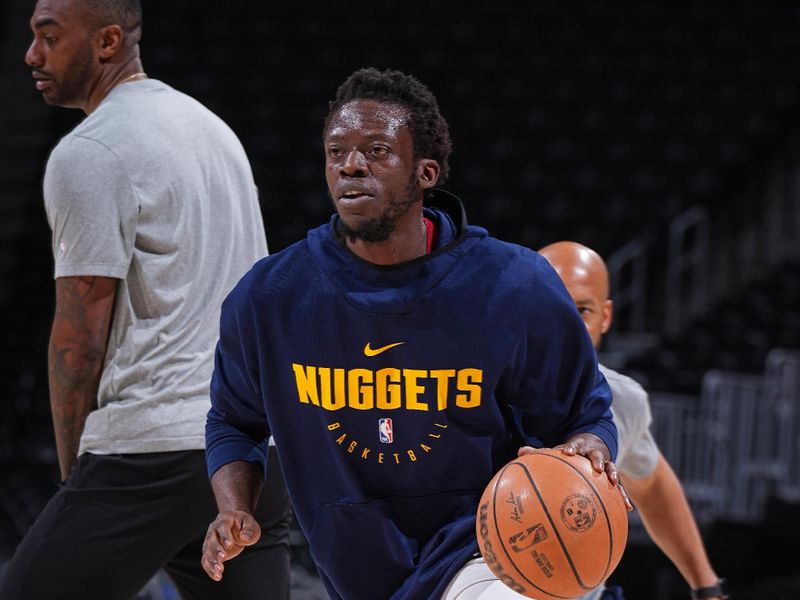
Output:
[206, 190, 616, 600]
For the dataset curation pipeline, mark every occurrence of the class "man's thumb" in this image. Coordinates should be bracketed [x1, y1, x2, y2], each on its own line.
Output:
[238, 521, 260, 546]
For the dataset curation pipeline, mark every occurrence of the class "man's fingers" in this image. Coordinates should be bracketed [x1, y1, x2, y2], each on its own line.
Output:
[239, 528, 255, 543]
[618, 481, 633, 512]
[234, 514, 261, 546]
[202, 527, 228, 581]
[588, 449, 606, 473]
[561, 435, 611, 473]
[200, 511, 262, 582]
[201, 512, 257, 581]
[563, 440, 604, 472]
[516, 445, 631, 511]
[218, 531, 233, 550]
[201, 553, 225, 581]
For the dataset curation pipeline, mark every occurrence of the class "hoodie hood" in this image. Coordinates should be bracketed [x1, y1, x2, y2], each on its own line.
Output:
[307, 189, 487, 314]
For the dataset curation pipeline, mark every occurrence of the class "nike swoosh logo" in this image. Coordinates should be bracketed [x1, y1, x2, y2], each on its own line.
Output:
[364, 341, 405, 357]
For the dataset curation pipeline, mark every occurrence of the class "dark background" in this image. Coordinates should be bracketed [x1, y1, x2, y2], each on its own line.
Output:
[2, 0, 800, 598]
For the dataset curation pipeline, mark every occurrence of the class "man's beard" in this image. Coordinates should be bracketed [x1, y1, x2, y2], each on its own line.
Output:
[42, 40, 95, 107]
[335, 173, 419, 243]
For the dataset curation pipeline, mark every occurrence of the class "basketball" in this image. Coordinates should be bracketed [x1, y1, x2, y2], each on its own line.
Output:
[476, 448, 628, 599]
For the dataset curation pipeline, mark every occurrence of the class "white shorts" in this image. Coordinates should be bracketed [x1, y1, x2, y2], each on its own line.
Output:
[441, 557, 606, 600]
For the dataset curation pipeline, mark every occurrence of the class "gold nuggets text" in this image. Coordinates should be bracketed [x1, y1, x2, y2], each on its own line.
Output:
[292, 364, 483, 411]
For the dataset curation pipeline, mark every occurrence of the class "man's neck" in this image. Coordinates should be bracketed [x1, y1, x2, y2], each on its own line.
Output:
[83, 55, 145, 114]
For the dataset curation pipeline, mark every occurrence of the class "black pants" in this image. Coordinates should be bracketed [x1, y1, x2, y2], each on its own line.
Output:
[0, 447, 291, 600]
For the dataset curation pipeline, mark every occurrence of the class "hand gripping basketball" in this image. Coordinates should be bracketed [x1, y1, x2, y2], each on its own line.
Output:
[476, 448, 629, 600]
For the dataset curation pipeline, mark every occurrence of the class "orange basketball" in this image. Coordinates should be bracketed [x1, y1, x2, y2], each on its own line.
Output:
[476, 448, 628, 599]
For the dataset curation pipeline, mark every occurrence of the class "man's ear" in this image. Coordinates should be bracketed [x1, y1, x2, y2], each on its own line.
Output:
[601, 299, 613, 335]
[417, 159, 440, 190]
[97, 25, 124, 62]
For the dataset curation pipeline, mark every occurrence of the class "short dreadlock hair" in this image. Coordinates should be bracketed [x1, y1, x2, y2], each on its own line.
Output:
[323, 67, 452, 184]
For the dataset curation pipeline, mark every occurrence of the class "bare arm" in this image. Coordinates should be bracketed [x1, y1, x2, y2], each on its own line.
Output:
[624, 452, 721, 594]
[48, 275, 117, 481]
[202, 460, 264, 581]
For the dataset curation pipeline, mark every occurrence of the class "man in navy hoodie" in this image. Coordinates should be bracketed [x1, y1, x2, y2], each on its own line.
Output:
[201, 67, 626, 600]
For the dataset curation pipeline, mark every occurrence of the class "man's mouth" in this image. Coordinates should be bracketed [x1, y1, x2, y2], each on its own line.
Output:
[339, 190, 369, 200]
[339, 190, 372, 203]
[32, 72, 52, 91]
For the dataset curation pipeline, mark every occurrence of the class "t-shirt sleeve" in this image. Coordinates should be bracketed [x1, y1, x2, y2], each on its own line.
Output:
[507, 254, 618, 460]
[205, 272, 271, 479]
[606, 371, 660, 479]
[43, 135, 139, 279]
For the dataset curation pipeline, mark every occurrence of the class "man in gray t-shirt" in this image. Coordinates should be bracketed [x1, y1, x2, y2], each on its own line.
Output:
[0, 1, 291, 599]
[539, 241, 727, 600]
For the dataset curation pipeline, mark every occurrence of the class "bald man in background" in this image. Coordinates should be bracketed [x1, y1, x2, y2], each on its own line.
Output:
[538, 241, 728, 600]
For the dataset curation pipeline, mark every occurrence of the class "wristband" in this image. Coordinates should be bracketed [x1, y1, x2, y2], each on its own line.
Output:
[691, 579, 729, 599]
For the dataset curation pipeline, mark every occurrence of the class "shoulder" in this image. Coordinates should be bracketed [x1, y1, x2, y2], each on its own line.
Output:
[44, 129, 125, 197]
[600, 365, 659, 474]
[223, 239, 315, 310]
[47, 94, 141, 170]
[91, 79, 233, 143]
[599, 365, 647, 395]
[599, 364, 650, 414]
[468, 239, 581, 329]
[474, 238, 559, 285]
[484, 239, 578, 311]
[48, 125, 112, 162]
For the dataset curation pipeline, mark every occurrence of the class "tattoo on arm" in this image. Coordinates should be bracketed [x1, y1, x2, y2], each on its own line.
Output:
[49, 276, 117, 480]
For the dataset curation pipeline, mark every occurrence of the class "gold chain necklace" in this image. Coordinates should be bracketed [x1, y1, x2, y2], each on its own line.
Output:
[118, 72, 148, 85]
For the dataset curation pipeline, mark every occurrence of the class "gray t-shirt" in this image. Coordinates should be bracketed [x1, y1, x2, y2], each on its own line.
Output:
[43, 78, 268, 456]
[600, 363, 659, 479]
[575, 365, 660, 600]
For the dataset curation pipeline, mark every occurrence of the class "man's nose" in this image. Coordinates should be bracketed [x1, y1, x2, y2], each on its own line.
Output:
[340, 149, 367, 176]
[25, 38, 43, 68]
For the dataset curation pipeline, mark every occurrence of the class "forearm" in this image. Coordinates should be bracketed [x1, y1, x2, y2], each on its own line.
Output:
[626, 455, 719, 588]
[49, 276, 117, 480]
[203, 460, 265, 581]
[48, 337, 101, 480]
[210, 460, 265, 514]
